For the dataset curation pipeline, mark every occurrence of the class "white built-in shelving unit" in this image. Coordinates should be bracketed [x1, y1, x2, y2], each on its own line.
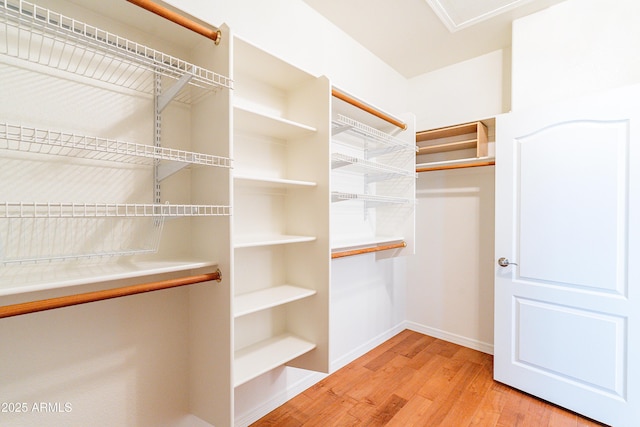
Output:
[231, 36, 331, 389]
[330, 92, 416, 257]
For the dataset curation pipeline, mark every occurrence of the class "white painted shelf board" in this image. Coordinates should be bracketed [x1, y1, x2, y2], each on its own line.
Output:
[234, 285, 316, 318]
[0, 259, 217, 296]
[234, 333, 316, 387]
[234, 174, 317, 188]
[234, 234, 316, 248]
[331, 236, 405, 252]
[234, 105, 316, 140]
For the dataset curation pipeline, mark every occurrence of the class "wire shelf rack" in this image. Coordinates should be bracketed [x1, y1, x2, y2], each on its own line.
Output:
[332, 114, 416, 155]
[0, 202, 231, 264]
[331, 152, 416, 179]
[0, 202, 232, 218]
[0, 122, 232, 168]
[330, 192, 413, 206]
[0, 0, 233, 103]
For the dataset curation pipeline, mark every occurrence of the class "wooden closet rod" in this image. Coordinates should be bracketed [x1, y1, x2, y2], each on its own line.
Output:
[416, 160, 495, 173]
[0, 269, 222, 319]
[332, 241, 406, 259]
[332, 89, 407, 131]
[126, 0, 221, 44]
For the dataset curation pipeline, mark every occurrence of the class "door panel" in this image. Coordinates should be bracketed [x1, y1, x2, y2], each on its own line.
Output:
[518, 121, 628, 291]
[495, 84, 640, 426]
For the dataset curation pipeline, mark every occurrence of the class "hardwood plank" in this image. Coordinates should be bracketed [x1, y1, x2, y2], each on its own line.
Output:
[251, 330, 608, 427]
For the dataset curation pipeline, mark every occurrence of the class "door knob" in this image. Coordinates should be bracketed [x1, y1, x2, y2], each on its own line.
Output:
[498, 257, 518, 267]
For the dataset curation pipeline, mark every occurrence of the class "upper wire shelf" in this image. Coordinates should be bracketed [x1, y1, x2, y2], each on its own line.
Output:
[0, 0, 233, 103]
[332, 114, 416, 154]
[0, 202, 231, 218]
[0, 122, 232, 169]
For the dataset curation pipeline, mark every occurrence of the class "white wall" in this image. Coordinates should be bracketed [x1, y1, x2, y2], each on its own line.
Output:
[512, 0, 640, 110]
[167, 0, 409, 116]
[408, 49, 507, 130]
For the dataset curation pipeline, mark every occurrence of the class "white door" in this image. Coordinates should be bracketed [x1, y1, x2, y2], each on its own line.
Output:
[494, 84, 640, 426]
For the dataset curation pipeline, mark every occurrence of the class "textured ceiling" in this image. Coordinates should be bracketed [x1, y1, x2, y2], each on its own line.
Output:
[301, 0, 567, 78]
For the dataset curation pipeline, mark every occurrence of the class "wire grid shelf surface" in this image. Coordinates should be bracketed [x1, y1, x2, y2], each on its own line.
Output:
[0, 214, 164, 264]
[332, 115, 415, 152]
[0, 123, 233, 168]
[0, 202, 232, 218]
[0, 0, 233, 103]
[331, 152, 416, 178]
[0, 202, 231, 264]
[330, 192, 413, 205]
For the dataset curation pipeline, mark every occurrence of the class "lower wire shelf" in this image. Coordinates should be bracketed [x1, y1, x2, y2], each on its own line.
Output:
[234, 333, 316, 387]
[0, 259, 219, 296]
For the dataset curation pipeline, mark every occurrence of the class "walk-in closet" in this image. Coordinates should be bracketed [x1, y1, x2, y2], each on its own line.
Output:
[1, 0, 638, 426]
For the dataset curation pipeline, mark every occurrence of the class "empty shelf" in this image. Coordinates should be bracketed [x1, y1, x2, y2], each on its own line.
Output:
[331, 153, 415, 178]
[0, 123, 232, 168]
[234, 333, 316, 387]
[234, 285, 316, 318]
[0, 258, 217, 296]
[234, 175, 317, 188]
[234, 234, 316, 248]
[234, 106, 316, 139]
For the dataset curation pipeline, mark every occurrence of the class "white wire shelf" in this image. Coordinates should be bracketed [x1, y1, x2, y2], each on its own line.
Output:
[331, 192, 413, 206]
[0, 122, 232, 169]
[331, 152, 416, 180]
[0, 202, 231, 218]
[0, 0, 233, 103]
[0, 259, 217, 295]
[332, 114, 416, 154]
[0, 202, 230, 265]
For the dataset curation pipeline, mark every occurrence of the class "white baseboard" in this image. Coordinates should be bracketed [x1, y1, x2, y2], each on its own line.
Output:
[405, 321, 494, 355]
[234, 371, 326, 427]
[329, 322, 407, 373]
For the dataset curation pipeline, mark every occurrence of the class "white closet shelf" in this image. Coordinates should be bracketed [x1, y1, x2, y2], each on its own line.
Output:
[331, 192, 413, 206]
[331, 153, 416, 178]
[0, 202, 231, 218]
[234, 333, 316, 387]
[234, 174, 317, 188]
[234, 234, 316, 249]
[0, 258, 217, 296]
[1, 0, 232, 103]
[234, 285, 316, 318]
[234, 106, 316, 140]
[0, 123, 232, 168]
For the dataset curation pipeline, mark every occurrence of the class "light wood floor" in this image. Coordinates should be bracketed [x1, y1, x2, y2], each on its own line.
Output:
[251, 330, 607, 426]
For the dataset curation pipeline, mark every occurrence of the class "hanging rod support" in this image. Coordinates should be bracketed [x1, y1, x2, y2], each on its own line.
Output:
[126, 0, 221, 45]
[0, 269, 222, 319]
